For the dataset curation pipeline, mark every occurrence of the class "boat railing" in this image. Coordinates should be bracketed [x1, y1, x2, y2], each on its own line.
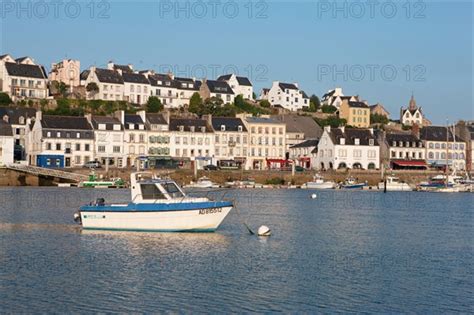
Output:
[129, 188, 234, 206]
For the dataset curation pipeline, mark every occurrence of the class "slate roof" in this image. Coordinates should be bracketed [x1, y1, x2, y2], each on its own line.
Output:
[169, 118, 211, 132]
[329, 128, 378, 146]
[90, 116, 123, 130]
[279, 83, 298, 91]
[386, 133, 423, 146]
[147, 113, 167, 125]
[272, 115, 322, 139]
[0, 121, 13, 136]
[347, 101, 369, 108]
[15, 57, 29, 63]
[420, 126, 462, 142]
[322, 89, 336, 100]
[124, 114, 144, 124]
[246, 117, 283, 124]
[175, 77, 201, 90]
[290, 139, 319, 149]
[80, 70, 90, 80]
[0, 107, 36, 124]
[122, 72, 150, 84]
[148, 73, 176, 88]
[211, 117, 247, 132]
[218, 74, 252, 86]
[5, 62, 47, 79]
[41, 116, 92, 130]
[95, 68, 124, 84]
[217, 74, 232, 81]
[113, 64, 133, 73]
[206, 80, 234, 94]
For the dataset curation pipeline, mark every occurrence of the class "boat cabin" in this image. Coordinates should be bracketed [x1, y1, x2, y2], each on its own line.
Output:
[131, 172, 186, 203]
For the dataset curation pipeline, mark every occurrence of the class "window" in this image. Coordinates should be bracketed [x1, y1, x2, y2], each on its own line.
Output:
[85, 144, 90, 151]
[98, 146, 106, 153]
[75, 156, 81, 165]
[368, 150, 376, 158]
[75, 143, 81, 151]
[369, 139, 374, 146]
[46, 143, 52, 150]
[176, 137, 181, 144]
[57, 132, 61, 138]
[353, 150, 362, 158]
[139, 134, 145, 143]
[113, 146, 121, 153]
[162, 183, 184, 198]
[391, 151, 396, 158]
[141, 184, 166, 200]
[56, 143, 61, 150]
[130, 134, 135, 142]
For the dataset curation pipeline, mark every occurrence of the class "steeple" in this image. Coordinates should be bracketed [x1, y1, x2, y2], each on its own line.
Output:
[409, 93, 417, 111]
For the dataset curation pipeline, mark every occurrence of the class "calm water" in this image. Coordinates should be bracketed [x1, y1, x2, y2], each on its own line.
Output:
[0, 187, 472, 313]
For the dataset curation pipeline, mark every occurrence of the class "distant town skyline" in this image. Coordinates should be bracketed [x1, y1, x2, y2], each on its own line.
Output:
[1, 1, 472, 124]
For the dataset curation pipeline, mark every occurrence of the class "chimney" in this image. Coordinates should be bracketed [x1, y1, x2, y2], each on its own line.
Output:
[107, 61, 114, 70]
[163, 110, 170, 124]
[202, 114, 212, 126]
[36, 110, 42, 121]
[137, 110, 146, 123]
[85, 113, 92, 124]
[340, 126, 345, 133]
[114, 110, 125, 124]
[324, 126, 331, 133]
[411, 123, 420, 139]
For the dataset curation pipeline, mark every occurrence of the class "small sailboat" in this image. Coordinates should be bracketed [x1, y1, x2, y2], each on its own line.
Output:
[378, 176, 413, 191]
[340, 177, 367, 189]
[303, 174, 336, 189]
[75, 172, 233, 232]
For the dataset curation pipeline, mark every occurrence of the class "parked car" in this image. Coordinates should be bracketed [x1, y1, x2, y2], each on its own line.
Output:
[295, 166, 305, 172]
[83, 161, 102, 168]
[204, 164, 219, 171]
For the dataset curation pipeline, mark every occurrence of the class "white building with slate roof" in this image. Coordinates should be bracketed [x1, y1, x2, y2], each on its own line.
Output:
[217, 74, 253, 100]
[260, 81, 309, 111]
[0, 54, 49, 100]
[0, 120, 14, 166]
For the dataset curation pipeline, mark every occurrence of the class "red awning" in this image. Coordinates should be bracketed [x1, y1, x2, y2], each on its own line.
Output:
[266, 159, 288, 163]
[298, 157, 311, 161]
[392, 160, 427, 167]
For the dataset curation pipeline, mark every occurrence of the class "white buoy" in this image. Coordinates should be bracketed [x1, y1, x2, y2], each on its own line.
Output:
[257, 225, 271, 236]
[311, 193, 317, 199]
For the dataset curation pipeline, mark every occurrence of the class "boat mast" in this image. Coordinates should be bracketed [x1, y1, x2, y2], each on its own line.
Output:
[445, 120, 449, 188]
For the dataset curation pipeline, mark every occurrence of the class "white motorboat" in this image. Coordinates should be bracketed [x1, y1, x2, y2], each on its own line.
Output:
[303, 174, 336, 189]
[340, 177, 367, 189]
[75, 172, 233, 232]
[378, 176, 413, 191]
[186, 177, 220, 188]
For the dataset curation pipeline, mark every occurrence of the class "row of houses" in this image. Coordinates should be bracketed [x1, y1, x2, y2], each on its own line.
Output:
[0, 106, 472, 172]
[289, 124, 472, 172]
[0, 54, 312, 112]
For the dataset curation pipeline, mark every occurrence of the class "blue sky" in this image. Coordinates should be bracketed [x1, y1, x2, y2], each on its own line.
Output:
[1, 0, 472, 124]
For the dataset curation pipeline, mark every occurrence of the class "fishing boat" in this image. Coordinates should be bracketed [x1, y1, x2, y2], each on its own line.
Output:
[303, 174, 336, 189]
[185, 176, 220, 188]
[340, 177, 367, 189]
[75, 172, 233, 232]
[378, 176, 413, 191]
[79, 172, 125, 188]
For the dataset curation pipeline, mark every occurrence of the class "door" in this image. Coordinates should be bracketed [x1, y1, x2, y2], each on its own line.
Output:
[65, 157, 71, 167]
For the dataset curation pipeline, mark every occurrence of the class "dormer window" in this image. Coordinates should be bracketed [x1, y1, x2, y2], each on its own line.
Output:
[392, 141, 397, 147]
[179, 126, 184, 132]
[201, 127, 206, 133]
[2, 115, 8, 123]
[19, 116, 24, 124]
[340, 138, 345, 145]
[190, 126, 195, 132]
[221, 125, 225, 132]
[238, 125, 243, 132]
[405, 141, 410, 147]
[369, 139, 374, 146]
[399, 141, 403, 147]
[98, 123, 106, 130]
[354, 138, 360, 145]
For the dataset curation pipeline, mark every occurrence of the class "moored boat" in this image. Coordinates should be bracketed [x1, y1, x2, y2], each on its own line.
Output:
[340, 177, 367, 189]
[185, 176, 220, 188]
[79, 172, 125, 188]
[303, 174, 336, 189]
[378, 176, 413, 191]
[75, 172, 233, 232]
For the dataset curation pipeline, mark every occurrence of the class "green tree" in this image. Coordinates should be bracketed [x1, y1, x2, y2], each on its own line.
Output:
[0, 92, 12, 105]
[252, 92, 257, 100]
[259, 99, 271, 108]
[189, 92, 203, 114]
[86, 82, 99, 94]
[321, 104, 337, 113]
[58, 82, 69, 98]
[146, 96, 163, 113]
[307, 94, 320, 112]
[370, 113, 389, 125]
[314, 116, 347, 128]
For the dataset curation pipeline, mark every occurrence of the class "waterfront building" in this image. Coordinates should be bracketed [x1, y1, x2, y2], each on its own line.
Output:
[289, 139, 319, 169]
[199, 80, 235, 104]
[0, 106, 36, 161]
[29, 111, 94, 168]
[0, 54, 49, 100]
[86, 115, 126, 168]
[81, 67, 124, 101]
[420, 125, 466, 171]
[207, 115, 248, 169]
[316, 126, 380, 170]
[169, 117, 215, 169]
[0, 120, 14, 166]
[381, 132, 426, 170]
[241, 115, 286, 170]
[321, 87, 358, 108]
[272, 114, 323, 152]
[115, 110, 147, 168]
[217, 74, 253, 100]
[141, 111, 173, 169]
[49, 59, 81, 90]
[338, 100, 371, 128]
[260, 81, 310, 111]
[455, 121, 474, 171]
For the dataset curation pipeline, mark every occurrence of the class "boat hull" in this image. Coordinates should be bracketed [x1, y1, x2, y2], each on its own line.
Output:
[79, 202, 233, 232]
[377, 183, 413, 191]
[304, 182, 336, 189]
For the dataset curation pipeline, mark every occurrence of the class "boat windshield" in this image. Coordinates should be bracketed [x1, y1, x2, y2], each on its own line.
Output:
[141, 184, 167, 200]
[162, 182, 184, 198]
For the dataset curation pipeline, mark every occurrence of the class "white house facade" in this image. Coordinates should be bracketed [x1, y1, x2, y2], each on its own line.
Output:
[81, 67, 124, 101]
[317, 126, 380, 170]
[217, 74, 253, 100]
[0, 121, 14, 166]
[262, 81, 309, 111]
[87, 115, 126, 168]
[421, 126, 466, 171]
